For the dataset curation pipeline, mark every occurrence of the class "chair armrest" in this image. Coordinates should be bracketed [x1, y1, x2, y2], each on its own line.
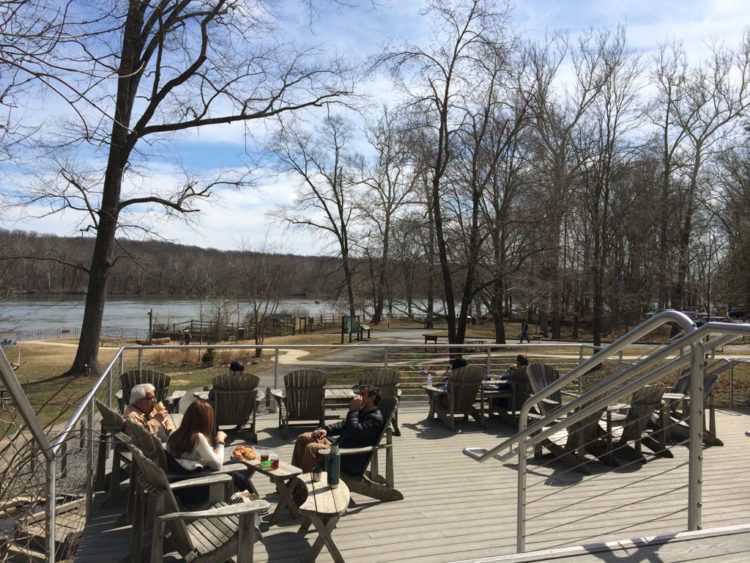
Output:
[270, 389, 285, 403]
[157, 499, 270, 522]
[423, 385, 444, 394]
[169, 473, 232, 490]
[256, 390, 266, 403]
[114, 431, 132, 444]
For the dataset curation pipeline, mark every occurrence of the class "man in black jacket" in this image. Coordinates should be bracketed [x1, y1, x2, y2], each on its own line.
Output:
[291, 385, 384, 475]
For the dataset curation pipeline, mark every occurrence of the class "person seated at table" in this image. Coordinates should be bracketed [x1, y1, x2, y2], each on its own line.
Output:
[124, 383, 176, 441]
[166, 399, 248, 504]
[441, 357, 468, 391]
[493, 354, 530, 411]
[291, 385, 384, 475]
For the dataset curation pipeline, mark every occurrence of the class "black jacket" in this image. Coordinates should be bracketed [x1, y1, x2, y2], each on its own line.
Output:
[324, 407, 384, 476]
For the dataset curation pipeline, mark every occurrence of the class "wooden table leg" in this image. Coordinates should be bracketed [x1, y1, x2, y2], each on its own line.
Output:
[270, 477, 301, 524]
[305, 513, 344, 563]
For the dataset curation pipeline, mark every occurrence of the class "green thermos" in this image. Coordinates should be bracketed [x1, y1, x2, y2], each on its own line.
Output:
[327, 442, 341, 488]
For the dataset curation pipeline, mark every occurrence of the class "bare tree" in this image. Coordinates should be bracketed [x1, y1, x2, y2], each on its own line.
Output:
[11, 1, 351, 375]
[577, 27, 641, 345]
[377, 0, 512, 343]
[527, 30, 612, 339]
[358, 106, 418, 324]
[272, 114, 360, 317]
[669, 35, 750, 309]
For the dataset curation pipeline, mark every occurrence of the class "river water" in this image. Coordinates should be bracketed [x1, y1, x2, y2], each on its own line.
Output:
[1, 296, 340, 338]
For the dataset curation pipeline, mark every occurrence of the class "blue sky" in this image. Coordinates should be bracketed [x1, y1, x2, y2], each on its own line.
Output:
[1, 0, 747, 256]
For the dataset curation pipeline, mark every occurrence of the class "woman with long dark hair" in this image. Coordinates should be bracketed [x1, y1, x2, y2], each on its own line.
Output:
[166, 400, 253, 505]
[167, 399, 226, 471]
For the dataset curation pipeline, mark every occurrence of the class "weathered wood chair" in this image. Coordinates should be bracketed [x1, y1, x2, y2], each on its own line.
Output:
[212, 372, 261, 442]
[94, 400, 131, 495]
[321, 397, 403, 502]
[358, 367, 402, 436]
[604, 383, 672, 465]
[664, 371, 723, 447]
[525, 363, 606, 473]
[124, 420, 249, 559]
[128, 444, 268, 563]
[271, 370, 327, 437]
[117, 369, 185, 412]
[424, 365, 486, 431]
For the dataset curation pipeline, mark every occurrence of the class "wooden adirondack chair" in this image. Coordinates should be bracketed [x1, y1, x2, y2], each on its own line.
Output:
[271, 370, 327, 437]
[526, 363, 607, 473]
[212, 372, 261, 442]
[665, 372, 723, 446]
[604, 383, 672, 465]
[94, 400, 131, 495]
[358, 367, 402, 436]
[321, 397, 403, 502]
[127, 445, 269, 563]
[124, 420, 250, 559]
[425, 365, 486, 431]
[117, 369, 185, 412]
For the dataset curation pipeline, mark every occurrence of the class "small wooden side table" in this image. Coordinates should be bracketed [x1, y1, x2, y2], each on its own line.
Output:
[297, 472, 350, 563]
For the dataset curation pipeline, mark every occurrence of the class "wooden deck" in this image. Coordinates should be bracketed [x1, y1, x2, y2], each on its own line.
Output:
[75, 405, 750, 562]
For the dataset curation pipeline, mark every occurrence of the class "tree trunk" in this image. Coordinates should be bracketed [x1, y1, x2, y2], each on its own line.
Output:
[65, 2, 143, 375]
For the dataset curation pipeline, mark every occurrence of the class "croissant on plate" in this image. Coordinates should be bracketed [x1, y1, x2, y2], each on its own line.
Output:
[232, 445, 257, 460]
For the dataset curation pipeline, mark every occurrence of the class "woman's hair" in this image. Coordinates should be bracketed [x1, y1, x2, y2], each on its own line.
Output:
[167, 400, 215, 457]
[129, 383, 156, 406]
[516, 354, 529, 367]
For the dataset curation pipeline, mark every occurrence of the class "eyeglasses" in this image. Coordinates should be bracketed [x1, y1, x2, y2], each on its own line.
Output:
[141, 395, 156, 402]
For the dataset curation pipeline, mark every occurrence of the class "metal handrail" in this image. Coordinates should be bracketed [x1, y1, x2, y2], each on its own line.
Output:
[463, 310, 696, 462]
[463, 317, 750, 553]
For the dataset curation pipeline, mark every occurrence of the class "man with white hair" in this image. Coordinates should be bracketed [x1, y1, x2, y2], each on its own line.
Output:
[124, 383, 176, 439]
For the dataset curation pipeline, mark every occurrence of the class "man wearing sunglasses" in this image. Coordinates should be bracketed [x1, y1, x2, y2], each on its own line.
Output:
[291, 385, 384, 475]
[124, 383, 176, 440]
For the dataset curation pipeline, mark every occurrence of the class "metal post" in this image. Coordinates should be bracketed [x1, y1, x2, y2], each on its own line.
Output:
[384, 346, 389, 368]
[485, 348, 491, 377]
[516, 422, 528, 552]
[729, 362, 735, 408]
[273, 348, 279, 389]
[86, 401, 95, 513]
[46, 457, 56, 563]
[578, 344, 583, 363]
[137, 348, 143, 371]
[687, 341, 705, 530]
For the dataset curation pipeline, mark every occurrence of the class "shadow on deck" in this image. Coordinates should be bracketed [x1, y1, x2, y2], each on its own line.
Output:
[76, 406, 750, 562]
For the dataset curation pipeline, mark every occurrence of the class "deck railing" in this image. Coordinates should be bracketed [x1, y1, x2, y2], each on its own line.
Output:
[3, 323, 749, 561]
[464, 311, 750, 553]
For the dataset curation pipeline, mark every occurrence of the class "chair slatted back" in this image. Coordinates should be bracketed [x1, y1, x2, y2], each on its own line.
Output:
[128, 445, 194, 554]
[359, 368, 400, 398]
[284, 370, 326, 420]
[446, 365, 485, 414]
[212, 372, 260, 427]
[510, 365, 531, 411]
[120, 369, 171, 406]
[621, 384, 665, 442]
[566, 402, 607, 449]
[344, 397, 397, 478]
[125, 419, 168, 470]
[527, 363, 562, 416]
[95, 399, 125, 434]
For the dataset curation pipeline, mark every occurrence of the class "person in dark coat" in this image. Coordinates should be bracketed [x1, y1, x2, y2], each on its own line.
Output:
[291, 386, 384, 475]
